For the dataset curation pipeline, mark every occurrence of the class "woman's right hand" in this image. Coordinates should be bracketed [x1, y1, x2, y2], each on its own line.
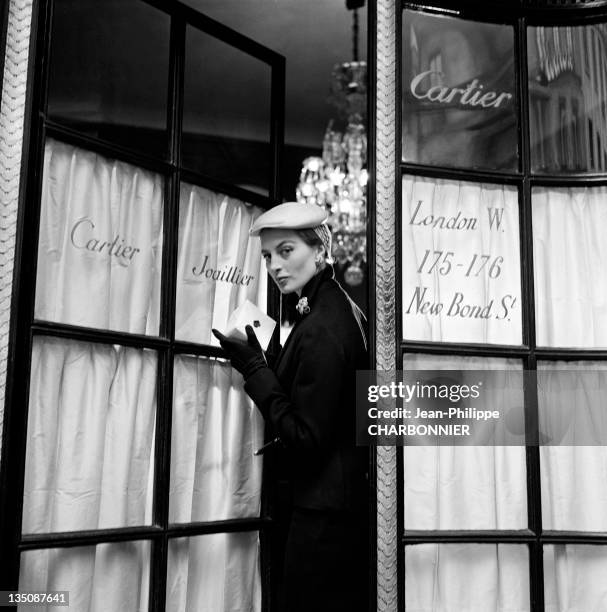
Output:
[212, 325, 267, 380]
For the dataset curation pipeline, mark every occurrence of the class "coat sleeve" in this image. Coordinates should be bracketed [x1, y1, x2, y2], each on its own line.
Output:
[243, 324, 346, 450]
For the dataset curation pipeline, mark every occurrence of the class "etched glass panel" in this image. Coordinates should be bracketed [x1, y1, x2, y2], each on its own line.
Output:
[528, 25, 607, 173]
[402, 10, 517, 171]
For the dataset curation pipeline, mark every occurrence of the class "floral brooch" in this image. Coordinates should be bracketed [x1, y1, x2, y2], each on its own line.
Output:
[296, 296, 310, 315]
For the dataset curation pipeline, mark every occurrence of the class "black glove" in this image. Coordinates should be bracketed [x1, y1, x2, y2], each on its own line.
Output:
[212, 325, 267, 379]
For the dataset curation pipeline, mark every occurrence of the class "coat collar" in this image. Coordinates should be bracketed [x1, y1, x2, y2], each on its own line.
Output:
[295, 264, 335, 319]
[273, 265, 335, 374]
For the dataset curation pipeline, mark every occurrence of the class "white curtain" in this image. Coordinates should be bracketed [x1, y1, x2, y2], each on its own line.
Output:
[538, 362, 607, 532]
[35, 139, 164, 335]
[19, 542, 150, 612]
[405, 544, 529, 612]
[166, 532, 261, 612]
[544, 545, 607, 612]
[402, 176, 522, 345]
[22, 337, 157, 533]
[403, 354, 527, 531]
[170, 356, 263, 523]
[533, 186, 607, 348]
[175, 183, 266, 345]
[20, 141, 266, 611]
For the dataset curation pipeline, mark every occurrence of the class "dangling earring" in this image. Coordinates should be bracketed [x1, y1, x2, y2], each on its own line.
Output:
[315, 256, 323, 271]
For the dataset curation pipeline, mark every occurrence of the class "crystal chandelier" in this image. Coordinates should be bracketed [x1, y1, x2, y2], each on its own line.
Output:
[296, 11, 367, 288]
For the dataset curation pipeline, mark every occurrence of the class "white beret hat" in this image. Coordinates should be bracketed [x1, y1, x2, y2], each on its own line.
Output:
[249, 201, 328, 236]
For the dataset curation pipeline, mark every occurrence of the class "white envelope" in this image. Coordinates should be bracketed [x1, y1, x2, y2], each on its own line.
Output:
[224, 299, 276, 351]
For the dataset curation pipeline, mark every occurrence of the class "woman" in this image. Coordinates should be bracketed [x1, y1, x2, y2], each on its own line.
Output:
[212, 202, 369, 612]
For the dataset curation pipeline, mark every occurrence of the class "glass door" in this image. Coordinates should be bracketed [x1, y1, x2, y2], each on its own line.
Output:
[0, 1, 284, 610]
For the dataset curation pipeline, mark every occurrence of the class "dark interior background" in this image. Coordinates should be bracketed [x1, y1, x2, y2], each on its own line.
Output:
[47, 0, 368, 200]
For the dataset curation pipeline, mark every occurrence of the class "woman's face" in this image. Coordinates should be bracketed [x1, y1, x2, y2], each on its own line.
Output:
[260, 228, 322, 296]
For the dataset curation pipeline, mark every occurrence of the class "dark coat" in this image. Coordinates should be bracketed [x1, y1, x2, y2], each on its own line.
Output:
[244, 265, 368, 511]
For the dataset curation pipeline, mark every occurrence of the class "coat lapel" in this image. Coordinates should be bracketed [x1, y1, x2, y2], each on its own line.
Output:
[271, 266, 334, 376]
[274, 326, 299, 377]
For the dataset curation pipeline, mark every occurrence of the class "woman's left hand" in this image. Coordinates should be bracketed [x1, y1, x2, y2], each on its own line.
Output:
[212, 325, 267, 379]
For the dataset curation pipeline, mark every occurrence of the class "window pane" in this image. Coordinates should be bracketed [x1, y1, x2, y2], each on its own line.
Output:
[402, 10, 517, 171]
[539, 361, 607, 531]
[35, 140, 163, 335]
[22, 337, 156, 533]
[402, 176, 522, 344]
[403, 354, 527, 530]
[405, 544, 529, 611]
[183, 27, 272, 195]
[166, 531, 260, 612]
[175, 183, 266, 345]
[545, 545, 607, 611]
[528, 25, 607, 173]
[169, 356, 263, 523]
[533, 186, 607, 348]
[19, 541, 150, 611]
[48, 0, 170, 156]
